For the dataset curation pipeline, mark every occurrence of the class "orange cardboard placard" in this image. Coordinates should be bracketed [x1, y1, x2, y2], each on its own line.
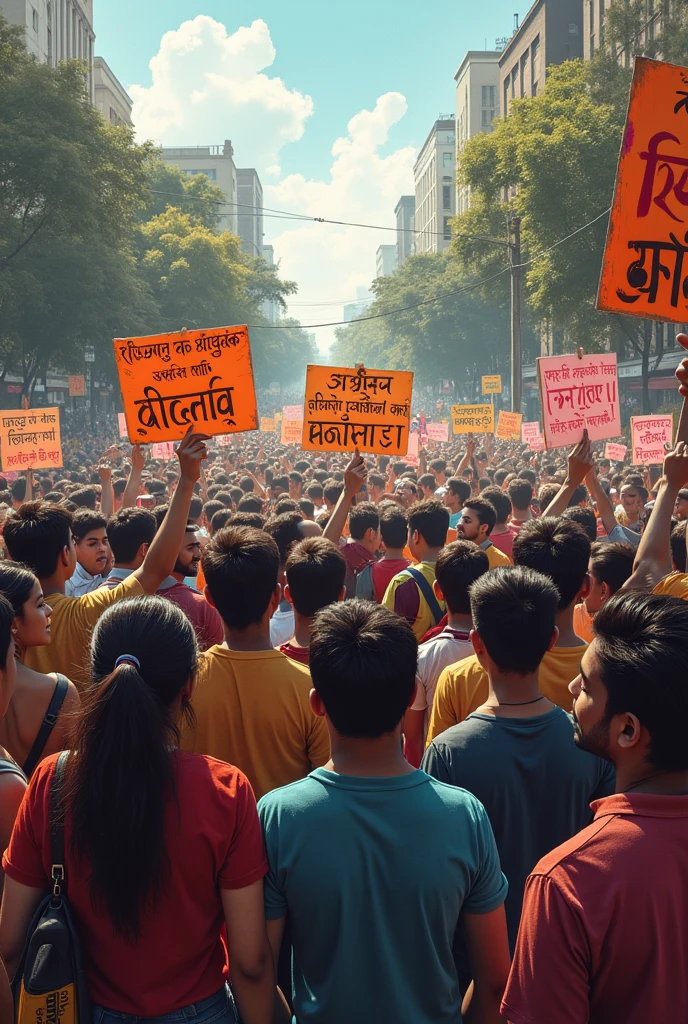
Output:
[598, 57, 688, 322]
[113, 326, 257, 443]
[68, 375, 85, 397]
[302, 364, 413, 454]
[0, 407, 62, 470]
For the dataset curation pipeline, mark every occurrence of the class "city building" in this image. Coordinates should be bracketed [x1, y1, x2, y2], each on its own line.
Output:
[499, 0, 584, 119]
[93, 56, 132, 128]
[160, 141, 238, 235]
[375, 244, 398, 278]
[1, 0, 95, 99]
[394, 195, 415, 267]
[343, 286, 374, 323]
[584, 0, 662, 62]
[455, 51, 501, 214]
[236, 168, 264, 257]
[413, 118, 456, 255]
[261, 244, 279, 324]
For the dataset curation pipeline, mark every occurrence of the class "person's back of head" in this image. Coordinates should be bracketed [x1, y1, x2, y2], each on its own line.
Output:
[107, 507, 156, 565]
[408, 499, 450, 550]
[66, 485, 98, 511]
[212, 490, 235, 508]
[310, 599, 417, 738]
[508, 478, 533, 513]
[285, 537, 346, 618]
[305, 482, 324, 503]
[188, 496, 203, 523]
[298, 498, 315, 521]
[671, 520, 687, 571]
[494, 469, 508, 488]
[435, 541, 489, 615]
[70, 596, 198, 941]
[379, 504, 408, 551]
[513, 517, 591, 611]
[274, 497, 300, 515]
[567, 484, 588, 508]
[584, 592, 688, 772]
[537, 483, 559, 511]
[237, 493, 263, 515]
[210, 508, 233, 533]
[418, 473, 436, 494]
[561, 506, 597, 543]
[349, 501, 380, 543]
[480, 486, 512, 526]
[470, 565, 559, 675]
[264, 511, 304, 568]
[323, 480, 343, 506]
[446, 477, 471, 504]
[589, 541, 635, 596]
[239, 475, 255, 493]
[429, 459, 446, 476]
[3, 501, 74, 580]
[203, 526, 280, 629]
[10, 479, 26, 504]
[519, 468, 537, 487]
[230, 511, 265, 530]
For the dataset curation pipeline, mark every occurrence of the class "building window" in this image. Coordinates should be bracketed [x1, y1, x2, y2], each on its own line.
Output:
[589, 0, 595, 33]
[47, 25, 52, 62]
[47, 1, 52, 21]
[511, 65, 517, 99]
[482, 108, 496, 127]
[32, 7, 38, 31]
[481, 85, 496, 108]
[442, 185, 452, 211]
[531, 36, 540, 96]
[184, 168, 217, 180]
[442, 152, 453, 168]
[443, 217, 451, 241]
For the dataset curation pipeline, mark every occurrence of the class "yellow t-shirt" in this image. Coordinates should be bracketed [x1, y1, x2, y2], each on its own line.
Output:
[24, 575, 144, 690]
[573, 602, 595, 643]
[181, 646, 330, 799]
[426, 644, 587, 744]
[653, 572, 688, 600]
[482, 542, 512, 569]
[382, 561, 445, 641]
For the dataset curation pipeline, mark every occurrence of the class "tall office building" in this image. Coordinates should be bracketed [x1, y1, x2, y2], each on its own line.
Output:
[343, 286, 374, 323]
[160, 141, 238, 235]
[261, 244, 279, 323]
[394, 196, 416, 266]
[414, 119, 456, 255]
[584, 0, 661, 61]
[375, 245, 398, 278]
[1, 0, 95, 99]
[236, 168, 264, 257]
[455, 52, 501, 214]
[94, 56, 132, 127]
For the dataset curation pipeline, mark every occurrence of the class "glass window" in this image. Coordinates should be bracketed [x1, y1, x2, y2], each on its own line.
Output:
[47, 2, 52, 22]
[443, 218, 451, 241]
[47, 25, 52, 62]
[32, 7, 38, 30]
[442, 185, 451, 210]
[589, 0, 595, 32]
[442, 152, 453, 168]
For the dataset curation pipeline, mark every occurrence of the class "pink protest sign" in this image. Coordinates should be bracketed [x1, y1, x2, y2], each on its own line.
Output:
[282, 405, 303, 420]
[404, 431, 419, 466]
[521, 421, 541, 443]
[426, 422, 449, 443]
[604, 442, 628, 462]
[118, 413, 128, 438]
[537, 354, 620, 449]
[631, 415, 673, 464]
[529, 434, 546, 451]
[151, 441, 175, 460]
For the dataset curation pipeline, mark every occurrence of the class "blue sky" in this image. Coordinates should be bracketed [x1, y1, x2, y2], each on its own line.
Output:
[95, 1, 532, 344]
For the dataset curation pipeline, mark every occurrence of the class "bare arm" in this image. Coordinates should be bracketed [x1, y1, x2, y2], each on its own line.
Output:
[542, 433, 593, 519]
[0, 774, 27, 899]
[0, 958, 12, 1023]
[222, 881, 275, 1024]
[456, 436, 475, 476]
[133, 430, 208, 594]
[585, 466, 618, 536]
[624, 443, 688, 592]
[121, 444, 146, 509]
[266, 917, 292, 1023]
[24, 470, 33, 504]
[461, 907, 511, 1024]
[0, 876, 44, 979]
[322, 451, 367, 546]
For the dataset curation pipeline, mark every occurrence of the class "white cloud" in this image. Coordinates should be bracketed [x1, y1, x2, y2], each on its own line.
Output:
[129, 16, 313, 172]
[267, 94, 417, 350]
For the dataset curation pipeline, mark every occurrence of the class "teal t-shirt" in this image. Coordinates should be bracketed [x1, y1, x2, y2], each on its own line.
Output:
[449, 510, 462, 528]
[258, 768, 507, 1024]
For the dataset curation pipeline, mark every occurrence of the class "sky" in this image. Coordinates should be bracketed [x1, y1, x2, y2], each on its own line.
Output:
[96, 1, 532, 349]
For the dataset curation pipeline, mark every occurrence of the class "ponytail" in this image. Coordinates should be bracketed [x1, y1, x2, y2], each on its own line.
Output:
[65, 597, 197, 942]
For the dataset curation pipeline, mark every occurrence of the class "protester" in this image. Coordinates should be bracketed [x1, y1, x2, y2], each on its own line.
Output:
[181, 527, 329, 798]
[481, 486, 515, 560]
[279, 537, 346, 664]
[456, 498, 512, 568]
[65, 510, 111, 596]
[323, 453, 380, 596]
[443, 477, 471, 528]
[382, 500, 450, 639]
[102, 507, 157, 587]
[0, 593, 26, 892]
[573, 541, 635, 642]
[0, 596, 276, 1022]
[503, 592, 688, 1024]
[355, 503, 410, 602]
[155, 523, 224, 652]
[0, 563, 80, 776]
[258, 600, 510, 1024]
[507, 479, 534, 534]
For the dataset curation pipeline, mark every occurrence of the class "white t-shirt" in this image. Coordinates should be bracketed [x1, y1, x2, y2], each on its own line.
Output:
[270, 605, 295, 647]
[411, 628, 474, 734]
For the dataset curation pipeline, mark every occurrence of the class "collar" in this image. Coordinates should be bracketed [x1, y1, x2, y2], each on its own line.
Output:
[441, 627, 472, 642]
[592, 792, 688, 819]
[155, 575, 180, 591]
[73, 562, 99, 583]
[479, 539, 493, 551]
[107, 567, 134, 582]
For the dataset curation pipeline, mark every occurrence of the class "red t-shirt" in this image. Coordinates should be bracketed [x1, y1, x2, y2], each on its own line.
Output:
[372, 558, 410, 602]
[3, 751, 267, 1017]
[502, 793, 688, 1024]
[490, 530, 514, 561]
[279, 640, 310, 664]
[157, 581, 224, 652]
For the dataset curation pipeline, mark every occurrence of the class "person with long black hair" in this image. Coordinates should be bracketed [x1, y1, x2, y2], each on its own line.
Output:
[0, 596, 275, 1024]
[0, 592, 26, 895]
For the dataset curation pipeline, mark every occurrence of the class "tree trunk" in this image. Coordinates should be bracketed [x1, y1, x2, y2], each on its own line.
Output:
[641, 319, 652, 414]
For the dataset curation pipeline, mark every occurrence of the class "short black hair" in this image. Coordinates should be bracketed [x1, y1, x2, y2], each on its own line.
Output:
[10, 479, 26, 502]
[462, 498, 497, 536]
[508, 478, 533, 512]
[494, 469, 508, 487]
[568, 484, 588, 507]
[210, 508, 233, 533]
[298, 498, 315, 520]
[429, 459, 446, 474]
[408, 500, 449, 548]
[237, 494, 263, 514]
[310, 599, 417, 738]
[239, 476, 255, 493]
[203, 500, 224, 525]
[305, 482, 324, 502]
[72, 509, 108, 542]
[594, 593, 688, 771]
[514, 518, 591, 610]
[519, 468, 537, 486]
[113, 479, 127, 498]
[561, 506, 597, 543]
[445, 477, 471, 503]
[203, 527, 279, 629]
[671, 520, 687, 572]
[589, 541, 635, 594]
[435, 541, 489, 615]
[3, 501, 73, 579]
[349, 502, 379, 542]
[274, 497, 300, 514]
[471, 566, 559, 674]
[107, 508, 156, 563]
[188, 496, 203, 520]
[69, 486, 98, 510]
[323, 480, 343, 505]
[538, 483, 560, 511]
[379, 504, 408, 549]
[230, 511, 265, 530]
[480, 486, 511, 525]
[264, 512, 303, 566]
[417, 473, 435, 491]
[286, 537, 346, 617]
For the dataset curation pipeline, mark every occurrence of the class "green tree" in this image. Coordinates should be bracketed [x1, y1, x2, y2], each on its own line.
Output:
[138, 155, 228, 232]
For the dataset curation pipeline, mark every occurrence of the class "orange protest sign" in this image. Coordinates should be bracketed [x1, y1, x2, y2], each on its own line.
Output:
[260, 417, 276, 432]
[598, 57, 688, 322]
[113, 326, 257, 443]
[68, 375, 85, 397]
[302, 364, 413, 454]
[281, 419, 303, 445]
[0, 407, 62, 470]
[496, 411, 523, 440]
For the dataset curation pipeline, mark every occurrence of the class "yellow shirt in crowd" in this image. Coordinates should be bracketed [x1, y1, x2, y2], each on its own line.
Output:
[572, 603, 595, 643]
[482, 542, 512, 570]
[426, 644, 587, 744]
[181, 646, 330, 799]
[653, 572, 688, 600]
[382, 561, 445, 641]
[24, 574, 144, 690]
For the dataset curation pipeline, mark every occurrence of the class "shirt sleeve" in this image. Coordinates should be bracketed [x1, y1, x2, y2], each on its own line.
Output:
[355, 565, 375, 602]
[2, 759, 54, 890]
[462, 800, 508, 915]
[217, 771, 268, 890]
[501, 873, 591, 1024]
[426, 666, 460, 744]
[591, 760, 616, 802]
[77, 573, 144, 628]
[390, 577, 420, 627]
[410, 676, 427, 712]
[306, 713, 330, 769]
[257, 795, 288, 921]
[420, 742, 453, 784]
[201, 602, 225, 651]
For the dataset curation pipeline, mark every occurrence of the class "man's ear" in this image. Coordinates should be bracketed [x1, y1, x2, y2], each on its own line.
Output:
[433, 579, 444, 602]
[309, 688, 327, 719]
[284, 583, 295, 608]
[60, 545, 71, 568]
[577, 572, 592, 602]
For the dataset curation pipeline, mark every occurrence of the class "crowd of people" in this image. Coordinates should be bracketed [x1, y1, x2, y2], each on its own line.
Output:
[0, 365, 687, 1024]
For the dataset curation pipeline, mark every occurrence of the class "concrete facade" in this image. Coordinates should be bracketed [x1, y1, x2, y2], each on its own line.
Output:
[455, 52, 501, 214]
[394, 195, 415, 266]
[236, 168, 264, 257]
[499, 0, 584, 118]
[160, 141, 238, 235]
[414, 119, 456, 255]
[1, 0, 95, 100]
[261, 244, 279, 323]
[93, 56, 132, 128]
[583, 0, 662, 62]
[375, 244, 398, 278]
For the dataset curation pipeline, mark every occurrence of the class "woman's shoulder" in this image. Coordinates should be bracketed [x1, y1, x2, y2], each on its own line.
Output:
[175, 751, 255, 802]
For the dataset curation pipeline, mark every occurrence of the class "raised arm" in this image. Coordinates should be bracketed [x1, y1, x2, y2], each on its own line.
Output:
[97, 448, 119, 519]
[121, 443, 146, 509]
[456, 435, 475, 477]
[585, 463, 618, 536]
[542, 433, 593, 519]
[133, 429, 208, 594]
[323, 451, 367, 546]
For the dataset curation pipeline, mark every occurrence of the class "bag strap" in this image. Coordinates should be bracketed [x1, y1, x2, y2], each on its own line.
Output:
[405, 567, 443, 626]
[22, 674, 70, 778]
[49, 751, 69, 901]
